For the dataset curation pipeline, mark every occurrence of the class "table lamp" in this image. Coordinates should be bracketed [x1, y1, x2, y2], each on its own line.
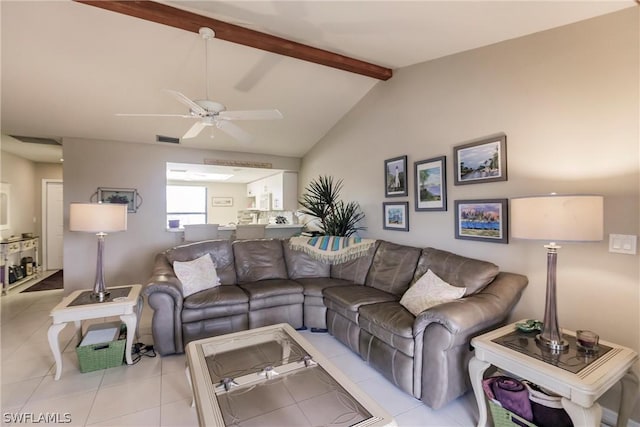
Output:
[511, 194, 603, 351]
[69, 203, 127, 302]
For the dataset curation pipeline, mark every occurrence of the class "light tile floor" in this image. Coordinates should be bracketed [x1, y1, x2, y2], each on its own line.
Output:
[1, 274, 479, 426]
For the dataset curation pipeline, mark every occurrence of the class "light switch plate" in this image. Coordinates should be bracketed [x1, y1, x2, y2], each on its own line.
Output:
[609, 234, 637, 255]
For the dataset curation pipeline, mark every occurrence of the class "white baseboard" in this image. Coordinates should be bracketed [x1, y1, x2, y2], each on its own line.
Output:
[601, 406, 640, 427]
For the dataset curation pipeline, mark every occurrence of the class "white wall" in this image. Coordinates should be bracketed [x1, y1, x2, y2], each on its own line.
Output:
[62, 138, 300, 295]
[301, 7, 639, 417]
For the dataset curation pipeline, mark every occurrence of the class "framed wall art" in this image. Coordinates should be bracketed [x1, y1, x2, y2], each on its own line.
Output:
[414, 156, 446, 211]
[97, 187, 140, 213]
[212, 197, 233, 207]
[454, 199, 508, 244]
[453, 135, 507, 185]
[384, 155, 408, 197]
[383, 201, 409, 231]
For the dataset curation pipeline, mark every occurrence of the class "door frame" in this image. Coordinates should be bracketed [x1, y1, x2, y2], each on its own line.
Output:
[41, 179, 63, 271]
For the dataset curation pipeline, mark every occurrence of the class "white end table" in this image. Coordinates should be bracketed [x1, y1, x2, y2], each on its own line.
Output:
[48, 284, 143, 380]
[469, 321, 638, 427]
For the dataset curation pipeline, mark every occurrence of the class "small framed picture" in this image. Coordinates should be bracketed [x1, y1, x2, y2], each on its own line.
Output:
[453, 135, 507, 185]
[212, 197, 233, 207]
[97, 187, 138, 213]
[384, 156, 408, 197]
[383, 202, 409, 231]
[414, 156, 446, 211]
[454, 199, 508, 244]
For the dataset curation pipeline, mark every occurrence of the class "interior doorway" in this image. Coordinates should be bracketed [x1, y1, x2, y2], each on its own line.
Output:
[42, 179, 63, 271]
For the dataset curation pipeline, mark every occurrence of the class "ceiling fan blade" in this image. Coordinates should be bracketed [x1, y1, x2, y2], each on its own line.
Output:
[165, 90, 207, 116]
[219, 109, 283, 121]
[183, 121, 210, 139]
[216, 121, 254, 143]
[115, 113, 192, 118]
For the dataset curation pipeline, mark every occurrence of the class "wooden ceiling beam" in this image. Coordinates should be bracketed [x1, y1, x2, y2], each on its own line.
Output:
[74, 0, 393, 81]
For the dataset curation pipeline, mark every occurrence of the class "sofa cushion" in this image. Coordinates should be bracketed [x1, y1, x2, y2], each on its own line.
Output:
[294, 277, 354, 297]
[173, 253, 220, 297]
[238, 279, 304, 311]
[365, 241, 421, 296]
[400, 269, 466, 316]
[232, 239, 288, 283]
[358, 301, 415, 357]
[414, 247, 499, 295]
[182, 285, 249, 323]
[283, 240, 330, 279]
[238, 279, 303, 300]
[323, 285, 397, 323]
[183, 284, 249, 309]
[165, 239, 237, 285]
[330, 240, 380, 284]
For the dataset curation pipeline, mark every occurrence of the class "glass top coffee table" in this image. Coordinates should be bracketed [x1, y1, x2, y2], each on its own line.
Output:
[185, 323, 396, 427]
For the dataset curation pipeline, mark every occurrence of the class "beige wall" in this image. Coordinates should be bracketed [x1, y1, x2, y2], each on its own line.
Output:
[301, 4, 639, 401]
[0, 152, 65, 237]
[0, 151, 63, 263]
[62, 138, 300, 295]
[0, 151, 37, 240]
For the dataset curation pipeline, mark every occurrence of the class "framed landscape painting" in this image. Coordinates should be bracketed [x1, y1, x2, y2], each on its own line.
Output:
[454, 199, 508, 244]
[414, 156, 446, 211]
[383, 202, 409, 231]
[453, 135, 507, 185]
[384, 156, 408, 197]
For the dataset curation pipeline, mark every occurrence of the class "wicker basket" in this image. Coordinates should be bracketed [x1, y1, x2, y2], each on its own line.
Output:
[76, 322, 126, 373]
[488, 399, 538, 427]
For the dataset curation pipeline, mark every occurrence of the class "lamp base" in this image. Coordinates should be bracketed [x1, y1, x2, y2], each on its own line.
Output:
[535, 333, 569, 351]
[91, 290, 110, 303]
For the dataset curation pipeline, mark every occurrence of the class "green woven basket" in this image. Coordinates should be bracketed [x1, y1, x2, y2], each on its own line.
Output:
[488, 399, 537, 427]
[76, 324, 126, 373]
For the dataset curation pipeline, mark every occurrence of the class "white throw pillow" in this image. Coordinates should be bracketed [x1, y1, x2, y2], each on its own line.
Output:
[173, 253, 221, 297]
[400, 269, 466, 316]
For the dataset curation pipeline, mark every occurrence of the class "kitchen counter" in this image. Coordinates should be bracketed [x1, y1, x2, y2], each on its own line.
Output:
[218, 224, 304, 231]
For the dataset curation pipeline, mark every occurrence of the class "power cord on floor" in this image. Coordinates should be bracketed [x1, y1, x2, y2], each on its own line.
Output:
[131, 342, 156, 364]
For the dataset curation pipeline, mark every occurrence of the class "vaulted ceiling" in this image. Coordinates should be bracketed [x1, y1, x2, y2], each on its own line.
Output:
[1, 1, 635, 163]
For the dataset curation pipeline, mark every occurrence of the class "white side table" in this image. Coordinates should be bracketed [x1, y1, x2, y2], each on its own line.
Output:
[48, 284, 143, 380]
[469, 321, 638, 427]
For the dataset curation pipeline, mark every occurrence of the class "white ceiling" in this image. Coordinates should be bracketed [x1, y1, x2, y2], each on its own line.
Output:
[1, 0, 635, 169]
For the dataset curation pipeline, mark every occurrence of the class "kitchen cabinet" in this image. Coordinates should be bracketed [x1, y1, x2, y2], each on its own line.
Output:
[271, 172, 298, 211]
[246, 172, 298, 211]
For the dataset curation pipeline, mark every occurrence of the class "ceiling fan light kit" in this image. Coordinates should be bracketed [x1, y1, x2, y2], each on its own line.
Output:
[116, 26, 282, 143]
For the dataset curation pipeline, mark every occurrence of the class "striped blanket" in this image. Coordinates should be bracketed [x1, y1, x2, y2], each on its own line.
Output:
[289, 235, 376, 264]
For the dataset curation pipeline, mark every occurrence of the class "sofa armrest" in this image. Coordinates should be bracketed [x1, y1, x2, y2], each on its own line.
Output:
[142, 253, 185, 355]
[143, 253, 184, 307]
[413, 271, 528, 340]
[412, 271, 528, 408]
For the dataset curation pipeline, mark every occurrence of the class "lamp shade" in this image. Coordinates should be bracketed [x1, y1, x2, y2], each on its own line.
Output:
[69, 203, 127, 233]
[511, 195, 603, 242]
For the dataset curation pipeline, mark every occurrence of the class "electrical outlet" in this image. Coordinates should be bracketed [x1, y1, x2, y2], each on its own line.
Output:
[609, 234, 637, 255]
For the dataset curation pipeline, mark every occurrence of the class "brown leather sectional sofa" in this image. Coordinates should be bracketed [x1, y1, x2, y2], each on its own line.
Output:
[143, 238, 527, 409]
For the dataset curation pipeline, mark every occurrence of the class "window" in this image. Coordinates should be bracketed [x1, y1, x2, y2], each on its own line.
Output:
[167, 185, 206, 228]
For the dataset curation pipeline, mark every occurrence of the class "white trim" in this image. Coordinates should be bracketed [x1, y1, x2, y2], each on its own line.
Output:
[41, 179, 63, 271]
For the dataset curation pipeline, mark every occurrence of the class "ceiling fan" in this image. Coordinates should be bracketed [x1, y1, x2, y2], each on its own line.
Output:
[117, 27, 282, 143]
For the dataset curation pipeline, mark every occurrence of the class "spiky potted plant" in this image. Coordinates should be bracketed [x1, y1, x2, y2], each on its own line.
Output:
[298, 175, 365, 237]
